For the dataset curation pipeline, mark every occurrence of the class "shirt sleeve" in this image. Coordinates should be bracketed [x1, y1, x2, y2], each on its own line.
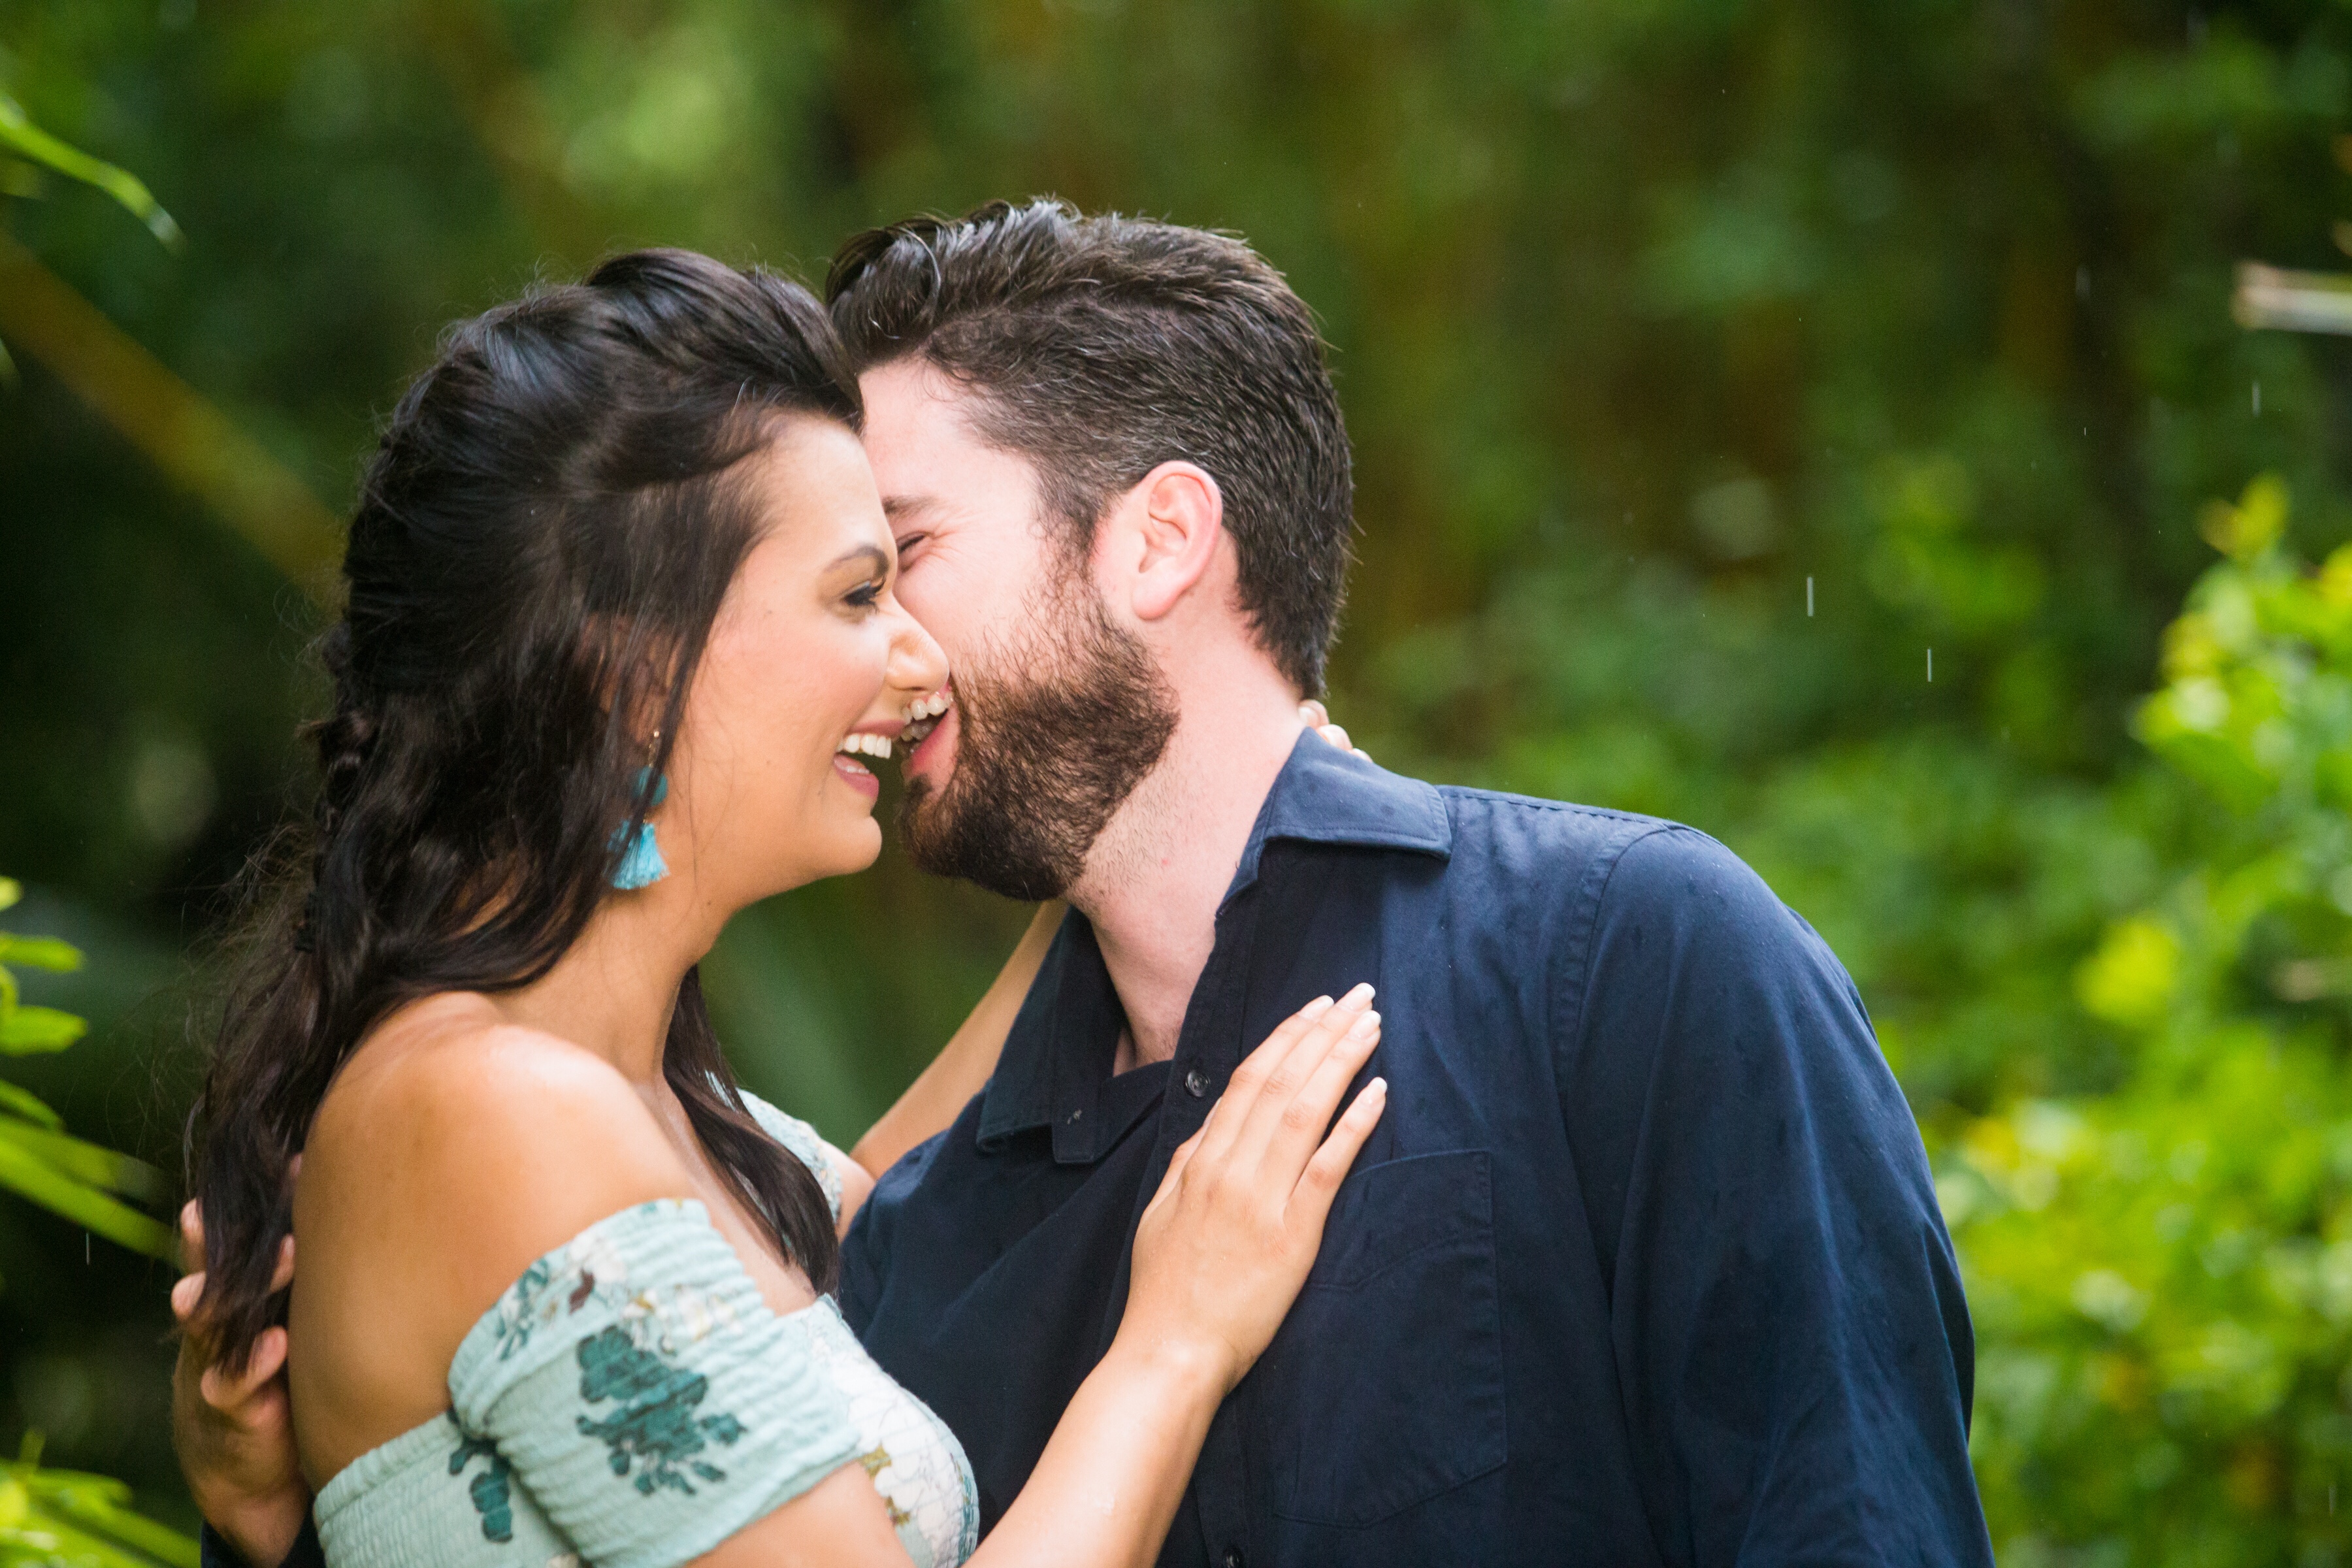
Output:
[199, 1520, 324, 1568]
[446, 1199, 863, 1568]
[837, 1122, 951, 1339]
[1561, 826, 1991, 1567]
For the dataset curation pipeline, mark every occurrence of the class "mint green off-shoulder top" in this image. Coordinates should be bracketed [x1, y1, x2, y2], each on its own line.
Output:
[310, 1096, 979, 1568]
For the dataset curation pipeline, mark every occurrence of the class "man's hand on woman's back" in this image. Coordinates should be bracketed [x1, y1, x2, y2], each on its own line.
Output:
[172, 1192, 312, 1568]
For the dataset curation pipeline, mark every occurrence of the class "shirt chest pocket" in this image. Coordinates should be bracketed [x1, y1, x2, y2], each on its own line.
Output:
[1246, 1148, 1507, 1527]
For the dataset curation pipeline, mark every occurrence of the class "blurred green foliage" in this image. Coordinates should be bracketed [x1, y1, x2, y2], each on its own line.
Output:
[0, 1435, 195, 1568]
[10, 0, 2352, 1552]
[0, 88, 176, 254]
[0, 879, 171, 1262]
[1946, 478, 2352, 1564]
[0, 889, 197, 1565]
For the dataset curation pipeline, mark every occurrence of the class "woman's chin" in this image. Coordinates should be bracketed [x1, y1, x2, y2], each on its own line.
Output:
[809, 817, 884, 881]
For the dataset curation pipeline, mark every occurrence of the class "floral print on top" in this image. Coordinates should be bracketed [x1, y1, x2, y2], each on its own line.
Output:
[311, 1101, 977, 1568]
[738, 1093, 979, 1567]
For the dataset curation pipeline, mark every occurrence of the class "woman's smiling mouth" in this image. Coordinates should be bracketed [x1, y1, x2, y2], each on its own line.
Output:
[834, 689, 951, 797]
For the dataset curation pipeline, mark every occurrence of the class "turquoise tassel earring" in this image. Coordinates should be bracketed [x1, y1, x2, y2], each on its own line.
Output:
[610, 766, 670, 890]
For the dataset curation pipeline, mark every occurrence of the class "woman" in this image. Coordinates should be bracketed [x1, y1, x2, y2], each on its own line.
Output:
[184, 249, 1384, 1568]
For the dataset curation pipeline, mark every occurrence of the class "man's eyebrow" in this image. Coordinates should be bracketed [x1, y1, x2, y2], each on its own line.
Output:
[881, 494, 941, 524]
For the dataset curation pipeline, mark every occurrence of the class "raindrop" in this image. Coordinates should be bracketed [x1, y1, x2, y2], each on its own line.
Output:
[2253, 380, 2262, 416]
[1927, 648, 1935, 683]
[2076, 265, 2089, 300]
[1806, 576, 1815, 617]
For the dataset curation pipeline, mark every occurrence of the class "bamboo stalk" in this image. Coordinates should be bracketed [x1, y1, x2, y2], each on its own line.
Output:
[0, 230, 342, 600]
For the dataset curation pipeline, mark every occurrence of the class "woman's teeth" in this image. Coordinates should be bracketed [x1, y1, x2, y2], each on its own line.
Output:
[838, 694, 949, 770]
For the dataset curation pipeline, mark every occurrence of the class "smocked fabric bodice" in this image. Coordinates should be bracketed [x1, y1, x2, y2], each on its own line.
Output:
[310, 1096, 978, 1568]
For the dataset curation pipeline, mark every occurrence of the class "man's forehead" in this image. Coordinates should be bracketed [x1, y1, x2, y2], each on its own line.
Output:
[860, 357, 976, 437]
[881, 492, 949, 525]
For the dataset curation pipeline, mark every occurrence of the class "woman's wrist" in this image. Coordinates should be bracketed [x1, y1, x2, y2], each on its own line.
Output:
[1101, 1322, 1240, 1408]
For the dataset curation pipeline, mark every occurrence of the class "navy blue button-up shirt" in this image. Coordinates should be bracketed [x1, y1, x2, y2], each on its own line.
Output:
[843, 733, 1992, 1567]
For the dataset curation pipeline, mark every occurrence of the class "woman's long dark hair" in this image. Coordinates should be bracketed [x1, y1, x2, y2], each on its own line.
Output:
[190, 249, 855, 1371]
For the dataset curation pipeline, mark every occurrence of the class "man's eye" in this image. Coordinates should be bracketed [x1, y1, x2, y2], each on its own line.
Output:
[894, 532, 929, 564]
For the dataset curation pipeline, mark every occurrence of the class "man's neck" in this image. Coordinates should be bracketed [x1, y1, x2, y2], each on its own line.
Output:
[1066, 683, 1305, 1071]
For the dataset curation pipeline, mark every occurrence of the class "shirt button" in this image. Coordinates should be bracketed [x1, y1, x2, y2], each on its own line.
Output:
[1222, 1552, 1244, 1568]
[1184, 1068, 1212, 1098]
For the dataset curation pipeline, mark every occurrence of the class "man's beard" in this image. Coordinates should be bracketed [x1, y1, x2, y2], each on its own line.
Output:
[898, 581, 1178, 902]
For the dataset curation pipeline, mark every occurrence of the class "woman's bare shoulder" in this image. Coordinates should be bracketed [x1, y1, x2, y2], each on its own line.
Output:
[298, 1001, 695, 1353]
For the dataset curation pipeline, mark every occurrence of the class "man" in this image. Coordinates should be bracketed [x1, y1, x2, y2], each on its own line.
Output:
[182, 201, 1992, 1565]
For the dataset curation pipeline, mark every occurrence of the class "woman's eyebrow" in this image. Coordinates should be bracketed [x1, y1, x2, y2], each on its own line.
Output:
[829, 544, 891, 576]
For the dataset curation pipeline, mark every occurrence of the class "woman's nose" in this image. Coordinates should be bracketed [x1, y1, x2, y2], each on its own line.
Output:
[889, 599, 949, 696]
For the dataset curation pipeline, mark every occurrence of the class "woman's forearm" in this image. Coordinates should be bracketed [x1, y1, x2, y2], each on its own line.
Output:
[968, 1329, 1229, 1568]
[849, 901, 1064, 1180]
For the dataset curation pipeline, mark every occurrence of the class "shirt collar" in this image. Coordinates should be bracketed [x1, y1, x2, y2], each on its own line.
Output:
[975, 731, 1452, 1158]
[1224, 729, 1453, 902]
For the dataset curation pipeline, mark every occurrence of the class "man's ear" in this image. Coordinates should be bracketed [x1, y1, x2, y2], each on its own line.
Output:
[1120, 461, 1225, 623]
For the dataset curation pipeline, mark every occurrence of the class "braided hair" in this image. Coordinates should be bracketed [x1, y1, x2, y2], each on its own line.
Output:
[189, 250, 856, 1371]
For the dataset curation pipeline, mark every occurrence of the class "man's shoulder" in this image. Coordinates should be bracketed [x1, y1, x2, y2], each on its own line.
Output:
[1417, 782, 1826, 983]
[1426, 782, 1752, 906]
[1430, 779, 1689, 854]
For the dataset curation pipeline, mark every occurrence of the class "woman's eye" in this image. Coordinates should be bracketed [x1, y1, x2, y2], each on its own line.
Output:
[845, 580, 884, 610]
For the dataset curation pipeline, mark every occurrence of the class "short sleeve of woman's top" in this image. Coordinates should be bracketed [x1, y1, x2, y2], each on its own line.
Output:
[446, 1199, 861, 1568]
[737, 1089, 850, 1221]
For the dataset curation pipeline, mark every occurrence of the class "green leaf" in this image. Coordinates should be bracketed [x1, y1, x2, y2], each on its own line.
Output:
[0, 1082, 62, 1133]
[0, 1502, 186, 1568]
[0, 1135, 172, 1257]
[0, 1007, 86, 1054]
[17, 1460, 200, 1567]
[0, 90, 181, 250]
[0, 881, 17, 914]
[0, 1123, 166, 1204]
[0, 936, 82, 973]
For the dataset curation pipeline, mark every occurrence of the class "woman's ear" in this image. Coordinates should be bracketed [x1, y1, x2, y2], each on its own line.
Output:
[1121, 462, 1225, 623]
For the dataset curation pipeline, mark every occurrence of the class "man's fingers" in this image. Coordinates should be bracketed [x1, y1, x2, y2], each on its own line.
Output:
[268, 1234, 297, 1294]
[249, 1324, 289, 1385]
[199, 1325, 288, 1414]
[1291, 1078, 1388, 1229]
[1298, 699, 1330, 728]
[179, 1200, 204, 1270]
[171, 1271, 205, 1322]
[1318, 723, 1354, 752]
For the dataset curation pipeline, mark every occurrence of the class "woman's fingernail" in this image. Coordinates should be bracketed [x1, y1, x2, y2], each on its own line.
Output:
[1340, 982, 1375, 1009]
[1347, 1009, 1382, 1039]
[1302, 995, 1335, 1017]
[1367, 1076, 1388, 1096]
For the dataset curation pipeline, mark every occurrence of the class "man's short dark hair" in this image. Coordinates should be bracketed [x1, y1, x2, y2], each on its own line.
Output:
[826, 199, 1354, 696]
